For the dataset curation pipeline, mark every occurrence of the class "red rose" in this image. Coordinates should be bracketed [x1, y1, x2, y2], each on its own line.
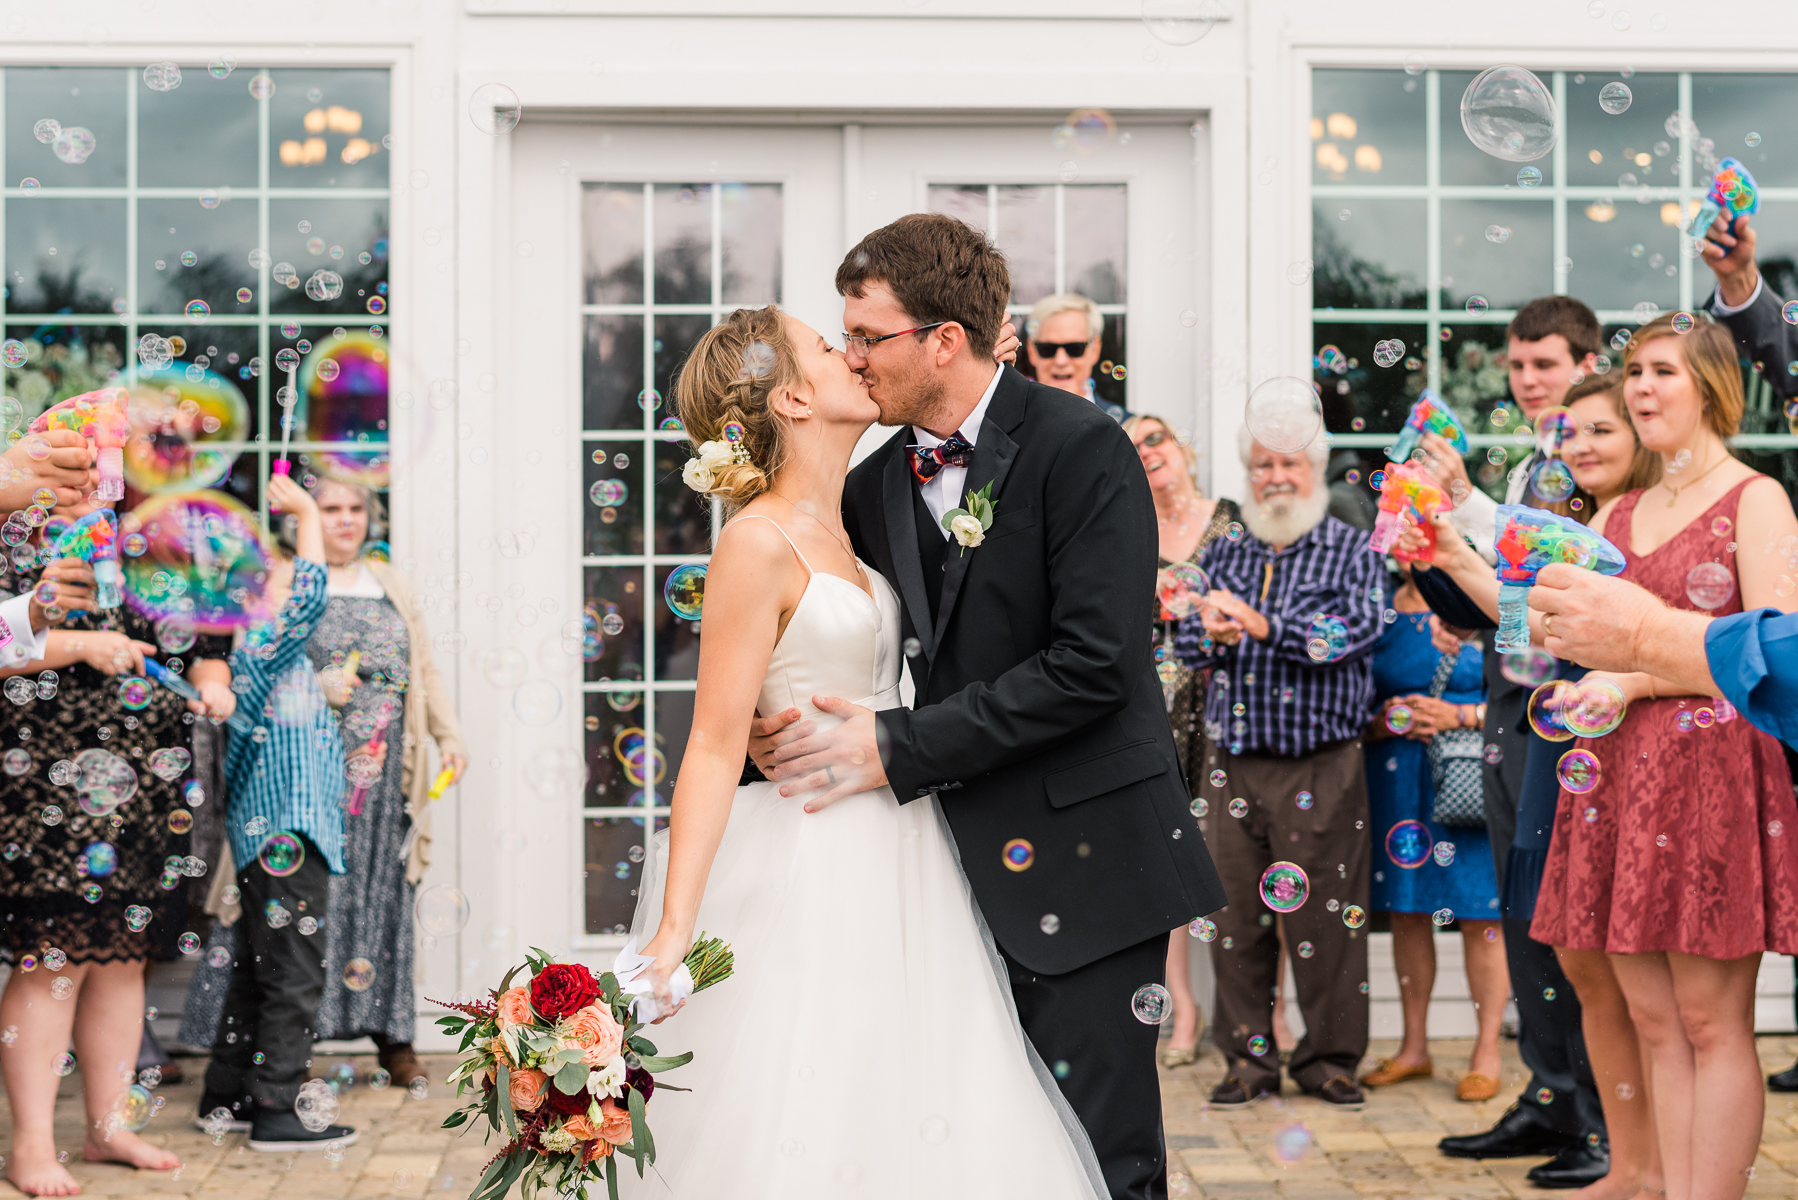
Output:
[529, 963, 599, 1022]
[547, 1084, 592, 1115]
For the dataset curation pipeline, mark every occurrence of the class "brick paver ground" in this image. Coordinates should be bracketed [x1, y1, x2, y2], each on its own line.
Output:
[4, 1037, 1798, 1196]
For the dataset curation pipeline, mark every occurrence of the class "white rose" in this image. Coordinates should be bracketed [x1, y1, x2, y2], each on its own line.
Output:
[587, 1055, 627, 1099]
[681, 457, 715, 493]
[697, 439, 735, 470]
[949, 513, 986, 549]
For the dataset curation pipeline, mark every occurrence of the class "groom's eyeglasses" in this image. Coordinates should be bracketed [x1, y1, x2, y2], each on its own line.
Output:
[1032, 339, 1093, 359]
[842, 322, 948, 356]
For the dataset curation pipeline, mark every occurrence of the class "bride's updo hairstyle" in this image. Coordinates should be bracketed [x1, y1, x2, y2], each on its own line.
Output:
[674, 305, 803, 510]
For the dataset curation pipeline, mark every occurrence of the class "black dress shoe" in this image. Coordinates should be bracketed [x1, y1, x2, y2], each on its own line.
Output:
[1526, 1138, 1610, 1188]
[1438, 1102, 1577, 1159]
[1770, 1059, 1798, 1092]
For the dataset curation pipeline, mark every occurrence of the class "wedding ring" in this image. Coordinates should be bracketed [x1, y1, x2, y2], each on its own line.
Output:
[824, 766, 837, 786]
[1544, 613, 1555, 637]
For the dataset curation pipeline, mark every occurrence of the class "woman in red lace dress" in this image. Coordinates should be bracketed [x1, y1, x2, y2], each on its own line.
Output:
[1531, 312, 1798, 1200]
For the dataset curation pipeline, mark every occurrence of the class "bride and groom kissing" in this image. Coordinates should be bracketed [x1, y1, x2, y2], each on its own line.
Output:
[626, 212, 1225, 1199]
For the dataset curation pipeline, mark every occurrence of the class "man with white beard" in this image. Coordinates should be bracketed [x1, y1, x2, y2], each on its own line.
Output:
[1173, 428, 1383, 1111]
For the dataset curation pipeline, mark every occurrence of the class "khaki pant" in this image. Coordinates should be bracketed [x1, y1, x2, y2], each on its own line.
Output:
[1197, 737, 1371, 1094]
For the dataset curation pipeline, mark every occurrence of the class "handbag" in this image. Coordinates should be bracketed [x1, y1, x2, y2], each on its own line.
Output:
[1425, 649, 1487, 827]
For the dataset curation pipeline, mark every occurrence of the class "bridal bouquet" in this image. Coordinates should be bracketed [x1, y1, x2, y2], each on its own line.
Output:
[435, 940, 734, 1200]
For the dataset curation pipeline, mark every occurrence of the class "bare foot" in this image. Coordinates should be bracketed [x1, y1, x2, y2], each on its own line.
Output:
[1562, 1169, 1649, 1200]
[1168, 1006, 1200, 1052]
[5, 1145, 82, 1197]
[80, 1128, 181, 1172]
[1466, 1048, 1502, 1081]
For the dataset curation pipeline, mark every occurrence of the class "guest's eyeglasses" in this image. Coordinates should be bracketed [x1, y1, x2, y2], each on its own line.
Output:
[1135, 429, 1171, 449]
[1032, 339, 1093, 359]
[842, 322, 948, 356]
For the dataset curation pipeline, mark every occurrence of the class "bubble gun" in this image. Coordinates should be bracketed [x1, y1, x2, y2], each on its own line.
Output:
[141, 659, 255, 736]
[347, 698, 396, 816]
[30, 387, 131, 503]
[427, 766, 456, 800]
[52, 506, 122, 610]
[1492, 504, 1627, 651]
[1688, 156, 1759, 241]
[1388, 390, 1470, 465]
[1368, 461, 1453, 563]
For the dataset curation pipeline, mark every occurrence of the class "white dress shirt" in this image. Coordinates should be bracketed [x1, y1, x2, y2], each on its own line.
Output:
[0, 591, 50, 669]
[913, 364, 1004, 538]
[1448, 448, 1541, 566]
[1709, 273, 1764, 317]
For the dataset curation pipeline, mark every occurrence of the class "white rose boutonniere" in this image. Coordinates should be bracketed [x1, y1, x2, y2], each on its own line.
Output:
[940, 481, 996, 557]
[681, 439, 737, 493]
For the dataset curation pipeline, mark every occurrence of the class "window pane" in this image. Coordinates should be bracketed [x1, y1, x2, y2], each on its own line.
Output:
[6, 198, 127, 314]
[138, 68, 257, 188]
[656, 690, 696, 790]
[267, 69, 392, 190]
[1314, 322, 1428, 436]
[653, 314, 710, 416]
[1438, 70, 1555, 188]
[1440, 200, 1554, 311]
[928, 185, 988, 234]
[1313, 200, 1427, 309]
[583, 314, 644, 430]
[1565, 72, 1680, 189]
[1568, 200, 1679, 313]
[129, 327, 257, 488]
[995, 185, 1055, 304]
[137, 197, 260, 313]
[268, 198, 390, 317]
[584, 440, 646, 557]
[215, 452, 266, 515]
[653, 184, 711, 305]
[652, 439, 713, 556]
[585, 817, 649, 935]
[585, 697, 649, 807]
[1064, 185, 1126, 304]
[720, 184, 781, 306]
[653, 563, 702, 682]
[1312, 68, 1427, 187]
[135, 321, 262, 442]
[6, 68, 129, 188]
[584, 184, 645, 305]
[3, 324, 126, 415]
[583, 566, 645, 684]
[1691, 75, 1796, 187]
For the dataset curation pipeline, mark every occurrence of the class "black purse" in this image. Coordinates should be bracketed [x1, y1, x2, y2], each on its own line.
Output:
[1425, 650, 1487, 828]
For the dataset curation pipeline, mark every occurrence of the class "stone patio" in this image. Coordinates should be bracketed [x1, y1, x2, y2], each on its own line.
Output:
[4, 1036, 1798, 1197]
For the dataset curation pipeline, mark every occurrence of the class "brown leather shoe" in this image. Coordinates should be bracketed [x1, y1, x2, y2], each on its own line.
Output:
[1360, 1056, 1433, 1087]
[1456, 1072, 1500, 1101]
[1309, 1075, 1366, 1109]
[380, 1044, 427, 1086]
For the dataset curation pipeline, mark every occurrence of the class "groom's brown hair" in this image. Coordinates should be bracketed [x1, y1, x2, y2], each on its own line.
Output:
[836, 213, 1010, 358]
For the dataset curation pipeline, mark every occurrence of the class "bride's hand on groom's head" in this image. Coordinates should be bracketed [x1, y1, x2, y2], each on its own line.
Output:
[994, 319, 1019, 366]
[773, 696, 888, 813]
[747, 707, 807, 778]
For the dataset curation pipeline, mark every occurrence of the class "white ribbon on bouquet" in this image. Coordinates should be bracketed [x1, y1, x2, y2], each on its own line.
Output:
[611, 937, 694, 1023]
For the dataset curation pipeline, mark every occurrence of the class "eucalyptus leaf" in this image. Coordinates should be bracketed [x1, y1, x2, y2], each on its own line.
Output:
[633, 1051, 693, 1072]
[555, 1059, 589, 1095]
[495, 1060, 518, 1138]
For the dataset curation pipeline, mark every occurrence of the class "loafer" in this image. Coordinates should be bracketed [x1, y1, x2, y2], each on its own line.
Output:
[1438, 1101, 1576, 1159]
[1456, 1072, 1500, 1102]
[1208, 1075, 1273, 1110]
[1770, 1059, 1798, 1092]
[1360, 1056, 1433, 1087]
[1526, 1138, 1610, 1188]
[1160, 1043, 1199, 1069]
[1308, 1075, 1365, 1109]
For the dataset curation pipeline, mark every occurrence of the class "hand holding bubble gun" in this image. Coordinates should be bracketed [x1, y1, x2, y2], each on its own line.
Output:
[53, 507, 122, 610]
[141, 659, 255, 736]
[427, 766, 456, 801]
[30, 387, 130, 503]
[1369, 461, 1454, 563]
[1388, 390, 1469, 465]
[1689, 157, 1759, 242]
[348, 698, 397, 816]
[1492, 504, 1627, 651]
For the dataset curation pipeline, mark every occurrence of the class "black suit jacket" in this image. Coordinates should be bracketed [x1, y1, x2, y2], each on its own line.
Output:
[841, 366, 1226, 974]
[1708, 281, 1798, 403]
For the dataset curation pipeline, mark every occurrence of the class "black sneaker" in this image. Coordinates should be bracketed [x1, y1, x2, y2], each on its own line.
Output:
[193, 1091, 254, 1133]
[248, 1108, 359, 1152]
[1309, 1075, 1366, 1109]
[1771, 1059, 1798, 1093]
[1208, 1075, 1273, 1110]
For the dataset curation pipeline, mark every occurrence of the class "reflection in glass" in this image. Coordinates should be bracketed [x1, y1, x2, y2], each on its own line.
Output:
[653, 439, 714, 556]
[1440, 201, 1554, 310]
[268, 198, 390, 317]
[1313, 69, 1427, 187]
[2, 324, 126, 417]
[1313, 200, 1427, 310]
[720, 184, 781, 306]
[584, 185, 646, 305]
[584, 442, 646, 558]
[1566, 200, 1679, 313]
[266, 69, 392, 190]
[583, 566, 645, 684]
[653, 563, 703, 683]
[996, 186, 1055, 303]
[585, 818, 649, 934]
[138, 70, 258, 188]
[1314, 323, 1428, 437]
[1564, 72, 1679, 189]
[6, 198, 127, 314]
[1064, 185, 1126, 305]
[654, 184, 711, 305]
[1693, 75, 1797, 188]
[654, 314, 710, 417]
[137, 198, 259, 313]
[6, 68, 129, 188]
[583, 315, 645, 431]
[928, 185, 988, 234]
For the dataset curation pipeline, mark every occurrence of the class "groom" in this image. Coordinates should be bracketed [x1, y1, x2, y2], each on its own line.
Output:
[750, 213, 1226, 1200]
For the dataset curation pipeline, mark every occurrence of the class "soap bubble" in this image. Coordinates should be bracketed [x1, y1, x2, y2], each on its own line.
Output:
[342, 958, 376, 991]
[1244, 377, 1322, 454]
[1564, 678, 1628, 738]
[167, 810, 192, 834]
[209, 57, 235, 78]
[1466, 295, 1489, 316]
[142, 62, 182, 92]
[1295, 790, 1314, 810]
[178, 932, 201, 954]
[148, 748, 192, 781]
[1671, 311, 1695, 334]
[1247, 1035, 1270, 1056]
[368, 1068, 391, 1090]
[1517, 165, 1543, 188]
[469, 83, 523, 134]
[295, 1079, 340, 1132]
[1385, 704, 1414, 735]
[663, 563, 706, 620]
[1598, 81, 1633, 114]
[1386, 819, 1433, 868]
[257, 832, 305, 876]
[1258, 861, 1309, 912]
[305, 271, 344, 301]
[1039, 914, 1060, 934]
[1228, 797, 1248, 818]
[1528, 458, 1576, 503]
[1557, 749, 1602, 794]
[1140, 0, 1222, 44]
[1461, 67, 1557, 162]
[1190, 917, 1218, 941]
[119, 1083, 156, 1131]
[1273, 1123, 1315, 1162]
[33, 118, 59, 143]
[82, 842, 118, 877]
[248, 74, 275, 100]
[1500, 647, 1556, 687]
[1527, 680, 1579, 741]
[1685, 561, 1735, 610]
[1485, 224, 1513, 243]
[415, 885, 471, 936]
[1156, 562, 1211, 618]
[186, 299, 210, 322]
[1433, 841, 1457, 866]
[1373, 339, 1404, 368]
[207, 945, 232, 968]
[1002, 838, 1034, 871]
[118, 677, 153, 710]
[1131, 983, 1171, 1023]
[72, 749, 138, 817]
[52, 126, 96, 165]
[1305, 614, 1349, 662]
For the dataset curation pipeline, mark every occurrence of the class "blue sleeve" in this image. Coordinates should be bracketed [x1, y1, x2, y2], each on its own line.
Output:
[230, 559, 328, 685]
[1706, 608, 1798, 751]
[1413, 564, 1498, 631]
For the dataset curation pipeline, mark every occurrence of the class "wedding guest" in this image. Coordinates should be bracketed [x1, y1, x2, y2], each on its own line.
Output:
[1174, 427, 1381, 1110]
[1024, 293, 1126, 421]
[1124, 413, 1238, 1069]
[308, 478, 466, 1088]
[1530, 312, 1798, 1198]
[1357, 569, 1504, 1103]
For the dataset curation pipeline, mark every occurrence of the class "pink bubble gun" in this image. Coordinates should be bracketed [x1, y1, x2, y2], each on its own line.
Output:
[1368, 461, 1453, 563]
[52, 506, 122, 610]
[31, 387, 131, 503]
[347, 698, 396, 816]
[1388, 390, 1469, 464]
[1688, 156, 1759, 241]
[1492, 504, 1627, 651]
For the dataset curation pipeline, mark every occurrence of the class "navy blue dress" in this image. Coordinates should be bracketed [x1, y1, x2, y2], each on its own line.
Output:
[1366, 611, 1500, 918]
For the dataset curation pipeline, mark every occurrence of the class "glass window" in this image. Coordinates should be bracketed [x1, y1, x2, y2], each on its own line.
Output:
[1311, 68, 1427, 187]
[580, 181, 782, 935]
[1692, 74, 1798, 188]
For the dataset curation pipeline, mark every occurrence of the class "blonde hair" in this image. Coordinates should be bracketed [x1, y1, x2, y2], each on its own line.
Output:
[1025, 293, 1103, 340]
[1121, 413, 1200, 490]
[672, 306, 802, 509]
[1620, 312, 1744, 441]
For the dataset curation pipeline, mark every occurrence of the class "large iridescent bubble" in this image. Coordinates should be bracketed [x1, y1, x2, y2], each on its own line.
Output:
[296, 331, 389, 488]
[122, 492, 273, 633]
[123, 368, 249, 494]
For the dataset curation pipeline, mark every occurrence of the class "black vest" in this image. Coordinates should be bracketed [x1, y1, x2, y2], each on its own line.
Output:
[912, 482, 948, 625]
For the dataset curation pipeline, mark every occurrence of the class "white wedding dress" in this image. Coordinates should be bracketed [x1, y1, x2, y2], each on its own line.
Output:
[623, 518, 1106, 1200]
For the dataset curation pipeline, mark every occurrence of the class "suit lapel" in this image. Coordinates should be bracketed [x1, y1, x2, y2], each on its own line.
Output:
[931, 374, 1026, 650]
[882, 446, 935, 666]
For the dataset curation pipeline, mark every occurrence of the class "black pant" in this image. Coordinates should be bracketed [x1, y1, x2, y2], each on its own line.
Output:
[1001, 932, 1168, 1200]
[205, 832, 330, 1109]
[1503, 919, 1605, 1141]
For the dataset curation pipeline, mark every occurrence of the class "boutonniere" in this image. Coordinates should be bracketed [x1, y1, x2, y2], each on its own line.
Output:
[941, 481, 995, 557]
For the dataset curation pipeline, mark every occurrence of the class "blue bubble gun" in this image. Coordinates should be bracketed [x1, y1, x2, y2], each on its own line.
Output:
[142, 658, 255, 736]
[1389, 390, 1470, 465]
[1492, 505, 1627, 651]
[1688, 157, 1759, 240]
[52, 507, 122, 610]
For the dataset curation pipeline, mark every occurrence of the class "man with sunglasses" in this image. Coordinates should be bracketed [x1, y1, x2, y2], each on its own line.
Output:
[1025, 293, 1128, 422]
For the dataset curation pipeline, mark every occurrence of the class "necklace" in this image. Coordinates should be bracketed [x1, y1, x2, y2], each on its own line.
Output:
[1659, 450, 1728, 507]
[770, 492, 864, 576]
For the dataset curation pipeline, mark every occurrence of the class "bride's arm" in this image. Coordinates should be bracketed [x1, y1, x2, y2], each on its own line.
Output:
[640, 516, 803, 1007]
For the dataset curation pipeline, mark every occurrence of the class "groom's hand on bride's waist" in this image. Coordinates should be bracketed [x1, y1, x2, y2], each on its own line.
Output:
[762, 696, 889, 813]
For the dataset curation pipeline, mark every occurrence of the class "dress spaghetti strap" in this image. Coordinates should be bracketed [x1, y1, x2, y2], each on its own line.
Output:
[729, 513, 814, 576]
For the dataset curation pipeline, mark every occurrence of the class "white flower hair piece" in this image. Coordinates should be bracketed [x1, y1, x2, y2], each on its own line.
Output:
[681, 439, 735, 493]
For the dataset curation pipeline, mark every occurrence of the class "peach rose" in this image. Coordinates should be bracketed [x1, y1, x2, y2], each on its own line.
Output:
[562, 1112, 600, 1141]
[578, 1137, 613, 1165]
[562, 1004, 624, 1067]
[597, 1098, 633, 1146]
[508, 1067, 548, 1114]
[496, 986, 535, 1030]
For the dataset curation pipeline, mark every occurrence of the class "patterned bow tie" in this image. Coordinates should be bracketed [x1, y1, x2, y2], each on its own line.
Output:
[907, 433, 974, 484]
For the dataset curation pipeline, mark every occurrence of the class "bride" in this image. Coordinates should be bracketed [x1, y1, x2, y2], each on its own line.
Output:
[627, 305, 1106, 1198]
